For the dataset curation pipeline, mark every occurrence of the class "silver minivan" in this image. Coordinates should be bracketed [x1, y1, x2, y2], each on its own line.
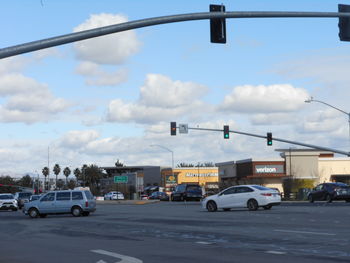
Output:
[23, 190, 96, 218]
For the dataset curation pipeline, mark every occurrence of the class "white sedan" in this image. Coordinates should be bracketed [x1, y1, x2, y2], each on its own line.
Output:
[104, 191, 125, 200]
[201, 185, 281, 212]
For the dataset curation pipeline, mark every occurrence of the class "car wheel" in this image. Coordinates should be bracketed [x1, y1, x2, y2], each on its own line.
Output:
[12, 208, 18, 211]
[82, 211, 90, 216]
[206, 201, 217, 212]
[39, 214, 47, 218]
[263, 205, 272, 210]
[28, 208, 39, 218]
[71, 206, 82, 217]
[247, 199, 258, 211]
[308, 195, 314, 203]
[325, 194, 332, 203]
[346, 199, 350, 203]
[223, 208, 231, 211]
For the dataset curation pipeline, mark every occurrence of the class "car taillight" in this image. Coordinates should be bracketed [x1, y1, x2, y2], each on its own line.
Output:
[85, 201, 89, 207]
[261, 193, 272, 196]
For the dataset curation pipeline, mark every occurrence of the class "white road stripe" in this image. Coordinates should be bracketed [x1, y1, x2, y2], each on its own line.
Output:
[274, 229, 336, 236]
[196, 241, 213, 245]
[265, 251, 287, 255]
[91, 249, 143, 263]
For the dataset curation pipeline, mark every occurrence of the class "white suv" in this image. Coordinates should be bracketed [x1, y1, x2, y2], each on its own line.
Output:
[0, 193, 18, 211]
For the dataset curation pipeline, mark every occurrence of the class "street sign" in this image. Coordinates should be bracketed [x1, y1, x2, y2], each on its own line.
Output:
[114, 176, 128, 183]
[179, 123, 188, 134]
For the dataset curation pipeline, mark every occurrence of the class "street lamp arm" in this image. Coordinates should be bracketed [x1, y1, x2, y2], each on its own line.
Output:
[306, 98, 349, 116]
[150, 144, 173, 153]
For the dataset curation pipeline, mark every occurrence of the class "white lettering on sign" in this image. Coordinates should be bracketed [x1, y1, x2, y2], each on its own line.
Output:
[185, 173, 218, 177]
[256, 167, 277, 173]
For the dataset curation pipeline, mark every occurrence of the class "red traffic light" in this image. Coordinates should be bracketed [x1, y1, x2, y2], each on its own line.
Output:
[170, 122, 176, 136]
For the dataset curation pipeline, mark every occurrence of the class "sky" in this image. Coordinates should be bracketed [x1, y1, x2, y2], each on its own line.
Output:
[1, 0, 350, 178]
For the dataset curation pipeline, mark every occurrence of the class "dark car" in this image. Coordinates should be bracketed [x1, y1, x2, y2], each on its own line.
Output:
[148, 191, 169, 201]
[308, 182, 350, 203]
[171, 184, 202, 201]
[14, 192, 32, 209]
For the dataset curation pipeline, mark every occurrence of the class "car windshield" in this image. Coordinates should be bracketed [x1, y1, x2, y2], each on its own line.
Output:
[0, 194, 13, 199]
[187, 185, 201, 191]
[19, 193, 32, 198]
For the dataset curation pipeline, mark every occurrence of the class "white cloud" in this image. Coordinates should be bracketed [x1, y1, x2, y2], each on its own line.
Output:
[59, 130, 100, 149]
[139, 74, 208, 108]
[73, 13, 141, 65]
[0, 57, 29, 75]
[106, 74, 209, 124]
[75, 61, 128, 86]
[0, 73, 70, 124]
[219, 84, 309, 113]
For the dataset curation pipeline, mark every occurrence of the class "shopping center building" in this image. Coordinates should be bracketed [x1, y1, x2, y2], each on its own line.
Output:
[216, 149, 350, 192]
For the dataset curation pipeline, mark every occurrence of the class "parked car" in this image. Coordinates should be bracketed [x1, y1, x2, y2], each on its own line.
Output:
[201, 185, 281, 212]
[0, 193, 18, 211]
[23, 190, 96, 218]
[171, 184, 202, 201]
[14, 192, 32, 209]
[104, 191, 125, 200]
[140, 194, 149, 200]
[149, 191, 169, 201]
[307, 182, 350, 203]
[29, 195, 41, 202]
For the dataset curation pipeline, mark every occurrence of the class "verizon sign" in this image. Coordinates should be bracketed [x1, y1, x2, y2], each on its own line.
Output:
[255, 165, 284, 174]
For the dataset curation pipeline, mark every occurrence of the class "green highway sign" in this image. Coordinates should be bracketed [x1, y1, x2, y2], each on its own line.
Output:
[114, 175, 128, 183]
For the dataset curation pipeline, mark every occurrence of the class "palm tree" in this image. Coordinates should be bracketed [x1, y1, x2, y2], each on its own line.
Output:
[53, 164, 61, 190]
[42, 167, 49, 191]
[74, 168, 81, 186]
[63, 167, 71, 186]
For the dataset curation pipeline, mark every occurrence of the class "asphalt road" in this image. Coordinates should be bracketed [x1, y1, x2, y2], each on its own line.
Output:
[0, 201, 349, 263]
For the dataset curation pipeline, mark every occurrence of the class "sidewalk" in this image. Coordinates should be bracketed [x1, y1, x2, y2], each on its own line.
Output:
[97, 199, 160, 205]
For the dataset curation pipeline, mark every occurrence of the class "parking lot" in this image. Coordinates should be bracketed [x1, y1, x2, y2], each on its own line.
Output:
[0, 201, 349, 263]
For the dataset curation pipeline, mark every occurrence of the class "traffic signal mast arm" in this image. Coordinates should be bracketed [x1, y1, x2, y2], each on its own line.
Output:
[186, 126, 350, 157]
[1, 9, 350, 59]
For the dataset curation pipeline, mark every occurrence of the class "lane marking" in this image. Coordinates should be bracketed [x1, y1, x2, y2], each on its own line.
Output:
[196, 241, 213, 245]
[265, 251, 287, 255]
[91, 249, 143, 263]
[274, 229, 336, 236]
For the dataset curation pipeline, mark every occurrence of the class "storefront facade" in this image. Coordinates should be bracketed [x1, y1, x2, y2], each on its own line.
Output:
[161, 167, 219, 195]
[216, 149, 350, 193]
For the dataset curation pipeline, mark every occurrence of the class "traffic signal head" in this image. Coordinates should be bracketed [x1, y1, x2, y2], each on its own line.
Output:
[210, 4, 226, 44]
[223, 125, 229, 139]
[339, 4, 350, 41]
[170, 122, 176, 136]
[267, 132, 272, 146]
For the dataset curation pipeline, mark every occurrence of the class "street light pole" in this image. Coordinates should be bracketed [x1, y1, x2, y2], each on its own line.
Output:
[150, 144, 175, 184]
[305, 97, 350, 149]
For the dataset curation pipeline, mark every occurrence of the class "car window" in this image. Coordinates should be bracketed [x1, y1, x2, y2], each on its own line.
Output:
[175, 185, 186, 192]
[19, 193, 32, 198]
[40, 193, 55, 202]
[56, 192, 71, 201]
[221, 187, 236, 195]
[315, 185, 323, 191]
[236, 187, 254, 193]
[0, 194, 13, 199]
[187, 185, 201, 191]
[251, 185, 270, 191]
[84, 191, 94, 200]
[72, 192, 83, 200]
